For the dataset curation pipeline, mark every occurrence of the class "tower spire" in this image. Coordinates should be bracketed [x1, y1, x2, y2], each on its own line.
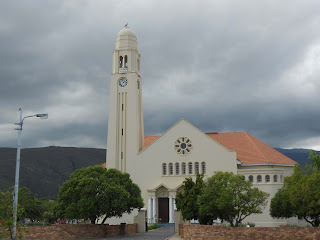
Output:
[106, 28, 144, 172]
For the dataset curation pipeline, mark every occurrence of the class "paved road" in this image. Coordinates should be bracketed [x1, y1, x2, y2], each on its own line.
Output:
[101, 225, 175, 240]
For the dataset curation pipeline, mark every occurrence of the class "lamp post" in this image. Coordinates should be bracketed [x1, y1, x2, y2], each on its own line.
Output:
[12, 108, 48, 240]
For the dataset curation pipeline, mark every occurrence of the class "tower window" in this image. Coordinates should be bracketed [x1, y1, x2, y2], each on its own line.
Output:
[169, 163, 173, 175]
[119, 56, 123, 68]
[182, 163, 186, 175]
[162, 163, 167, 175]
[124, 55, 128, 68]
[257, 175, 262, 183]
[201, 162, 206, 174]
[273, 175, 278, 182]
[175, 162, 180, 175]
[195, 162, 199, 174]
[249, 175, 253, 182]
[188, 162, 193, 175]
[265, 175, 270, 183]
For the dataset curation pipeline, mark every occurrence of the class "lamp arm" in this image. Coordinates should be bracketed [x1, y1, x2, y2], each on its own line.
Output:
[21, 114, 37, 123]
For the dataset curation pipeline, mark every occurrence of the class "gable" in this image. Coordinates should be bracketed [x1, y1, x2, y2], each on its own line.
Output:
[140, 119, 235, 155]
[144, 131, 296, 165]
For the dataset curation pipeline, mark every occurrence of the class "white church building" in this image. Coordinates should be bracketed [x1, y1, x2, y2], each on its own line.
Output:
[105, 27, 297, 227]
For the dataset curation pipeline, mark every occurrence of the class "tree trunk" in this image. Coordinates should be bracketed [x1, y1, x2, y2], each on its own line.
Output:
[101, 215, 109, 224]
[90, 217, 96, 224]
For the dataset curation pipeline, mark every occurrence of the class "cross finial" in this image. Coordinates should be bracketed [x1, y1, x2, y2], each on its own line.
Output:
[124, 23, 129, 28]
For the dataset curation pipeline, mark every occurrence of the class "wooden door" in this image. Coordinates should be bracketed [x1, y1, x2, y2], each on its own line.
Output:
[158, 198, 169, 223]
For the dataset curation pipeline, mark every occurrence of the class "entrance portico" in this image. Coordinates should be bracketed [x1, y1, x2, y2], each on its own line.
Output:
[147, 184, 177, 224]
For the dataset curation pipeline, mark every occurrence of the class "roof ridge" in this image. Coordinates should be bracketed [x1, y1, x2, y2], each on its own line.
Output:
[244, 132, 268, 163]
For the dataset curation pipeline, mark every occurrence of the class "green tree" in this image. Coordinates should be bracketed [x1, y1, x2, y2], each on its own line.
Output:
[270, 164, 320, 227]
[309, 151, 320, 170]
[269, 188, 294, 219]
[40, 200, 57, 224]
[54, 165, 143, 224]
[175, 174, 206, 223]
[0, 189, 24, 240]
[18, 188, 44, 222]
[198, 172, 269, 227]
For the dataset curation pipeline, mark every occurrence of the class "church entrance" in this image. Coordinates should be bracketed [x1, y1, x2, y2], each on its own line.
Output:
[158, 198, 169, 223]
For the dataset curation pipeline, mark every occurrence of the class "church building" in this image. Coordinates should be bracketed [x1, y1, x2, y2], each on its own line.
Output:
[105, 27, 297, 227]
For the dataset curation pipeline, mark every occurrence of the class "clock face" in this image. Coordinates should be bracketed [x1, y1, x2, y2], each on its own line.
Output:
[119, 78, 127, 87]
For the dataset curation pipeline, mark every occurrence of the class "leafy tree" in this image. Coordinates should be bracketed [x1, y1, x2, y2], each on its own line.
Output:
[269, 188, 294, 219]
[270, 164, 320, 227]
[40, 200, 57, 224]
[0, 189, 24, 240]
[198, 172, 269, 227]
[18, 188, 44, 222]
[309, 151, 320, 170]
[54, 165, 143, 224]
[175, 174, 205, 223]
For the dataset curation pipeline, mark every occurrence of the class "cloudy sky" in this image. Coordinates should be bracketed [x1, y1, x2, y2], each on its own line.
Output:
[1, 0, 320, 150]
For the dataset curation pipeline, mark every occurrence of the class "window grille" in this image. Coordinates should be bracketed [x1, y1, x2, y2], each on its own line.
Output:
[201, 162, 206, 174]
[273, 175, 278, 182]
[182, 163, 186, 175]
[169, 163, 173, 175]
[249, 175, 253, 182]
[162, 163, 167, 175]
[257, 175, 262, 183]
[188, 162, 193, 175]
[175, 163, 180, 175]
[195, 162, 199, 174]
[265, 175, 270, 182]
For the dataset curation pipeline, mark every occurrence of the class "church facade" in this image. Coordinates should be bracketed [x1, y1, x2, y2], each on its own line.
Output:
[105, 27, 297, 227]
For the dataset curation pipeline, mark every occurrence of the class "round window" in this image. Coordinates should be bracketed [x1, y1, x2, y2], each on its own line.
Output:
[175, 137, 192, 155]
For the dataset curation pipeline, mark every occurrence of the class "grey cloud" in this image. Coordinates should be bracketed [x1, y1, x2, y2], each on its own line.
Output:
[1, 0, 320, 150]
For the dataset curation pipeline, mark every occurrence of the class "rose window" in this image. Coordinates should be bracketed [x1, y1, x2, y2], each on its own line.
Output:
[175, 137, 192, 155]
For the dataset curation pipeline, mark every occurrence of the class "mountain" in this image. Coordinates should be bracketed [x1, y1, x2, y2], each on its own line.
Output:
[274, 148, 317, 167]
[0, 147, 105, 199]
[0, 146, 317, 199]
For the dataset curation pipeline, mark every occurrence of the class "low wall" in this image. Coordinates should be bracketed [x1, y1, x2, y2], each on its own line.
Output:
[179, 224, 320, 240]
[20, 223, 137, 239]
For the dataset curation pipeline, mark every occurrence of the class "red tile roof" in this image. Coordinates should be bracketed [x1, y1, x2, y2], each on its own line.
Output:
[144, 132, 296, 165]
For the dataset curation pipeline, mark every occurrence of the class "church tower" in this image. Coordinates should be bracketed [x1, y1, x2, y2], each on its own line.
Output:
[106, 27, 144, 172]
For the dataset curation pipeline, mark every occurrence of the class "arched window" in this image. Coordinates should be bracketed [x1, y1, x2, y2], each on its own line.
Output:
[201, 162, 206, 174]
[249, 175, 253, 182]
[265, 175, 270, 183]
[124, 55, 128, 68]
[119, 56, 123, 68]
[273, 175, 278, 182]
[162, 163, 167, 175]
[175, 162, 180, 175]
[280, 175, 283, 182]
[188, 162, 193, 175]
[242, 175, 245, 181]
[169, 163, 173, 175]
[195, 162, 199, 174]
[182, 163, 186, 175]
[257, 175, 262, 183]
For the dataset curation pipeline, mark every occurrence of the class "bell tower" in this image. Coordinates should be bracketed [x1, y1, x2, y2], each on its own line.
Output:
[106, 27, 144, 172]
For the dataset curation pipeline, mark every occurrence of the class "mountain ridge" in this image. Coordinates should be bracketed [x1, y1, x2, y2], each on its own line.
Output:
[0, 146, 317, 199]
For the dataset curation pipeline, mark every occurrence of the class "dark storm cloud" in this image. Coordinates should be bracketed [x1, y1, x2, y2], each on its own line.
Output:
[1, 0, 320, 150]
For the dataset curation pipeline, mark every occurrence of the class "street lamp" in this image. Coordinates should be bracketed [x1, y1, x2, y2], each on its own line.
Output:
[12, 108, 48, 240]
